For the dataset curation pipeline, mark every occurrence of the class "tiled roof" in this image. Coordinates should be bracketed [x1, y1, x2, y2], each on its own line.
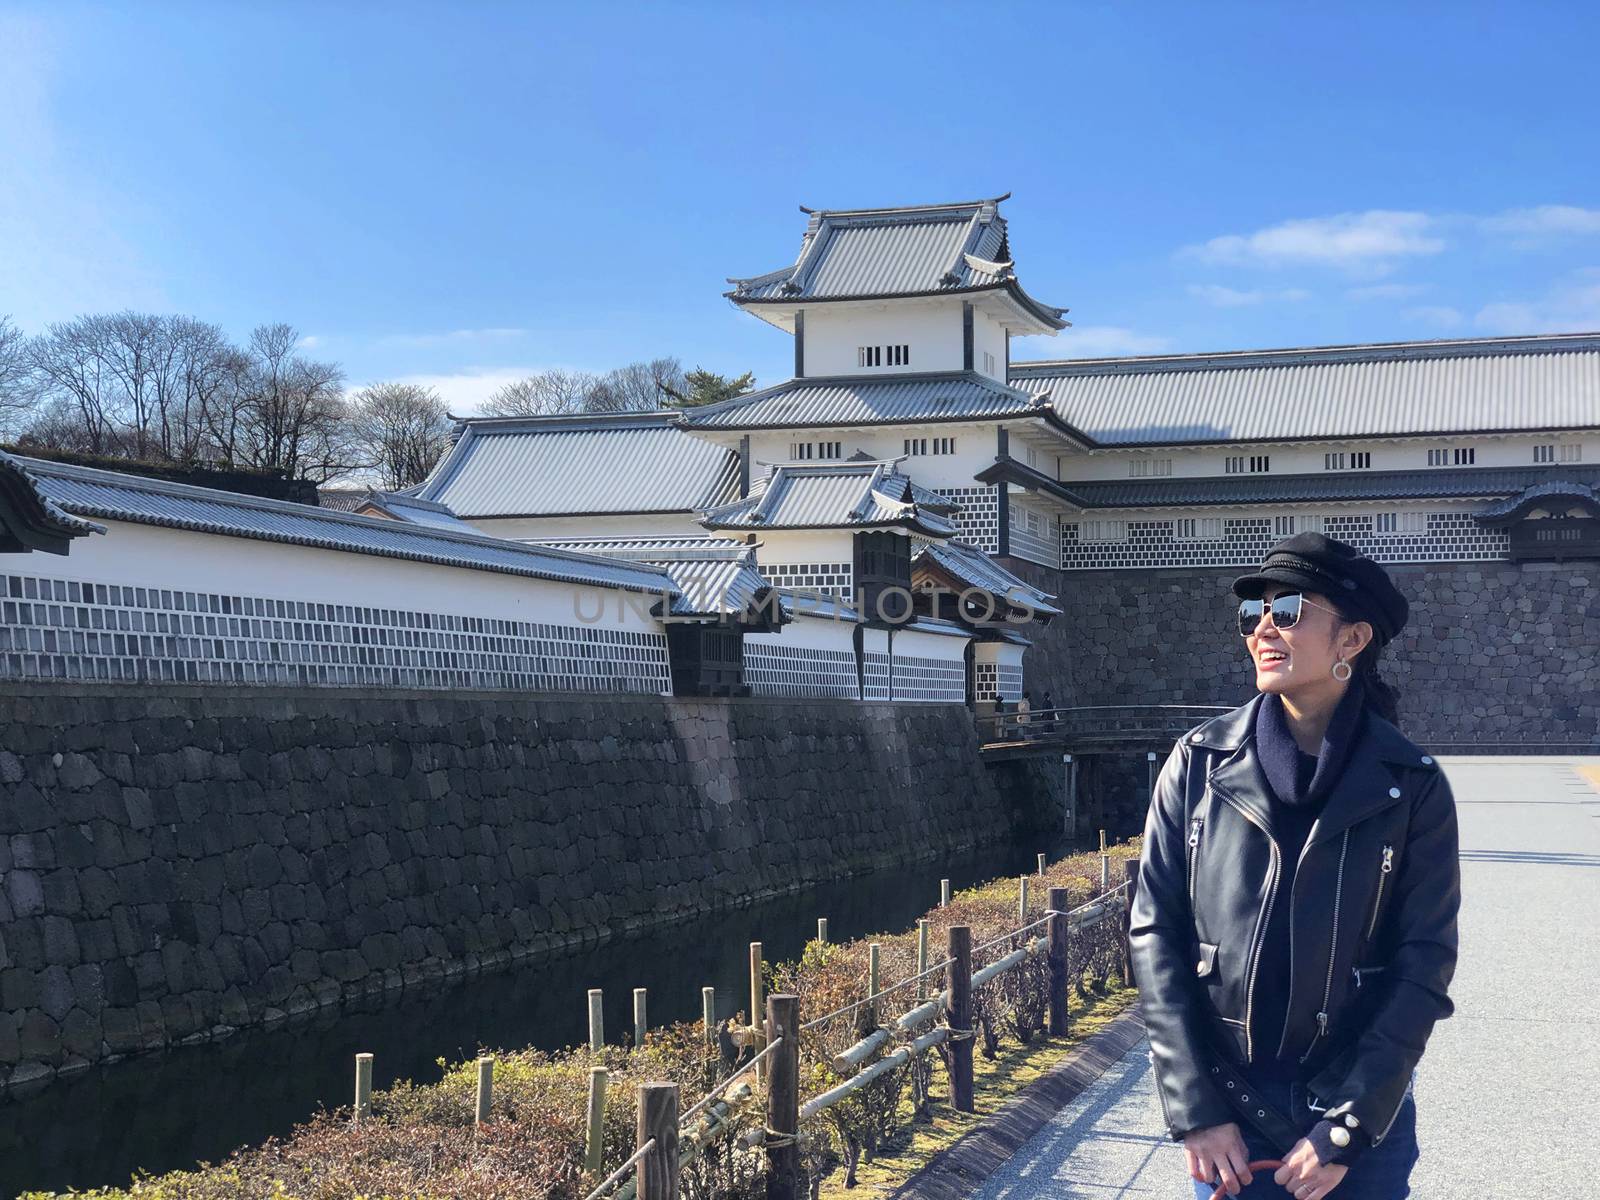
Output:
[699, 462, 957, 535]
[913, 540, 1063, 617]
[678, 371, 1064, 433]
[979, 457, 1600, 510]
[416, 411, 740, 517]
[1475, 479, 1600, 524]
[1011, 332, 1600, 446]
[726, 196, 1066, 328]
[317, 488, 368, 512]
[349, 490, 481, 533]
[521, 535, 773, 618]
[0, 449, 105, 553]
[21, 455, 680, 594]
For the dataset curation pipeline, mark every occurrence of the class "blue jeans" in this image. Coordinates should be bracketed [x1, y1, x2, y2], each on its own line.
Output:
[1189, 1071, 1419, 1198]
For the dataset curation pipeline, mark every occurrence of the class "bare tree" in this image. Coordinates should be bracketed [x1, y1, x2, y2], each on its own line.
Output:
[234, 324, 354, 483]
[481, 358, 683, 417]
[350, 381, 452, 489]
[481, 368, 600, 417]
[25, 315, 122, 453]
[590, 357, 684, 412]
[0, 316, 31, 433]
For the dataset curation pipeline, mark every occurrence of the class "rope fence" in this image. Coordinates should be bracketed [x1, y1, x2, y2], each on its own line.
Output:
[342, 842, 1142, 1200]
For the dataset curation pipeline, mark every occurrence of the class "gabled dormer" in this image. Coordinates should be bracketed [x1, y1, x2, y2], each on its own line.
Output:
[725, 196, 1068, 383]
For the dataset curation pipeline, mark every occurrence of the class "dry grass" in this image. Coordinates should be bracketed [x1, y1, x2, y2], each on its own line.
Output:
[816, 985, 1137, 1199]
[25, 840, 1143, 1200]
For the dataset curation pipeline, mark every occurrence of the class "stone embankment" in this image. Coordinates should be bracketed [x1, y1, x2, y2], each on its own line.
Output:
[0, 687, 1033, 1088]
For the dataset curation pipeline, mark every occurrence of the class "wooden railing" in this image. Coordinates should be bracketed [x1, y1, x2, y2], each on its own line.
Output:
[346, 863, 1143, 1200]
[982, 703, 1232, 746]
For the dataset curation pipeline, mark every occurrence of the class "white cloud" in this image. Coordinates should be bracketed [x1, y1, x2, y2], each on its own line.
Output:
[1062, 326, 1173, 357]
[1347, 282, 1431, 301]
[1472, 272, 1600, 334]
[374, 327, 528, 349]
[360, 366, 548, 414]
[1478, 205, 1600, 238]
[1400, 305, 1463, 329]
[1181, 211, 1444, 272]
[1187, 284, 1311, 308]
[297, 334, 324, 349]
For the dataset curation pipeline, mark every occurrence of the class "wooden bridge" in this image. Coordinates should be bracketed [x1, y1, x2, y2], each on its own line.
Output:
[979, 704, 1232, 759]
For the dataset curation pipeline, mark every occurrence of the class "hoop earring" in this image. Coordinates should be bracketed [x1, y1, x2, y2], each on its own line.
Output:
[1332, 660, 1353, 682]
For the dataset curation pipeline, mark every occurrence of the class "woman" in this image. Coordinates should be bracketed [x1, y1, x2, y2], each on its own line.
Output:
[1129, 533, 1461, 1199]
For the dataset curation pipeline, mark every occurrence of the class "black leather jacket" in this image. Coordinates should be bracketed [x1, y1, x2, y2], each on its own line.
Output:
[1130, 693, 1460, 1147]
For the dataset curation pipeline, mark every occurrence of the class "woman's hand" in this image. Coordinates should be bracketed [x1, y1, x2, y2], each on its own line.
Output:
[1272, 1135, 1349, 1198]
[1183, 1122, 1253, 1195]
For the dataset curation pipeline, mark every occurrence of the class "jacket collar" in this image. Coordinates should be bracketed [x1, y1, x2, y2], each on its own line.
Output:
[1196, 692, 1425, 847]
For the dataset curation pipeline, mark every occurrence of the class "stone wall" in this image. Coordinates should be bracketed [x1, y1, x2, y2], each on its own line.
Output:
[0, 687, 1014, 1088]
[1003, 557, 1600, 749]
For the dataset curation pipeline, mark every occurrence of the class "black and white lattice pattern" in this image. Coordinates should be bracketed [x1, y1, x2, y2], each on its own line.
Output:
[973, 661, 1023, 702]
[891, 654, 967, 702]
[743, 641, 859, 698]
[763, 562, 853, 598]
[1060, 511, 1510, 570]
[939, 487, 999, 553]
[863, 651, 891, 700]
[0, 572, 671, 693]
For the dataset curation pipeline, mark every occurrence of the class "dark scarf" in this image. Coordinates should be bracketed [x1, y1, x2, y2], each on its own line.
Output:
[1255, 677, 1368, 808]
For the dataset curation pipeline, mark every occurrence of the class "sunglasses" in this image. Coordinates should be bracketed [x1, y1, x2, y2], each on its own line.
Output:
[1237, 591, 1343, 637]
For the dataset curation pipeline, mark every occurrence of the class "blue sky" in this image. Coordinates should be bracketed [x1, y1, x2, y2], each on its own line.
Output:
[4, 2, 1599, 411]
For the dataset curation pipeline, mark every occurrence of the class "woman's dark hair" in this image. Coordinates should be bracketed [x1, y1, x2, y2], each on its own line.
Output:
[1352, 639, 1402, 728]
[1327, 597, 1403, 728]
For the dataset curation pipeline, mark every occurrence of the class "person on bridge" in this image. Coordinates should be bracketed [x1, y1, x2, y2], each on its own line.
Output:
[1129, 532, 1461, 1200]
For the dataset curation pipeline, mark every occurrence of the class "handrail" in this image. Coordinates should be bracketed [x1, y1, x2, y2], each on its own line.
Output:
[679, 1037, 784, 1125]
[583, 1137, 658, 1200]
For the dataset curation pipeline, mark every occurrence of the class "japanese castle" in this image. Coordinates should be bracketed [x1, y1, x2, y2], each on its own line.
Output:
[3, 196, 1596, 709]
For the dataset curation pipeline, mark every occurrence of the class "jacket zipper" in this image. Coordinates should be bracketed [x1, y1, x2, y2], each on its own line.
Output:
[1299, 829, 1350, 1064]
[1187, 816, 1204, 910]
[1365, 843, 1394, 942]
[1211, 787, 1279, 1064]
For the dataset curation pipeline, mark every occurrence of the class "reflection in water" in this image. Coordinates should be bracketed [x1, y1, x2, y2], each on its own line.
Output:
[0, 838, 1063, 1198]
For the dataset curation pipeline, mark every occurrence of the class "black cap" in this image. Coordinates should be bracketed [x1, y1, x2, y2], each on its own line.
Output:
[1232, 532, 1409, 645]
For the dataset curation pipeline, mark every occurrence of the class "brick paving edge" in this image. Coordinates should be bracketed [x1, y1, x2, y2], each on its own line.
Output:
[889, 1002, 1149, 1200]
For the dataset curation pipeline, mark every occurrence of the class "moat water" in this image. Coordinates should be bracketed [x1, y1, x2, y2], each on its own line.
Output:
[0, 837, 1070, 1198]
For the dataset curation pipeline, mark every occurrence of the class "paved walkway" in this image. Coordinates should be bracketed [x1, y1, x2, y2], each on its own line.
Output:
[967, 756, 1600, 1199]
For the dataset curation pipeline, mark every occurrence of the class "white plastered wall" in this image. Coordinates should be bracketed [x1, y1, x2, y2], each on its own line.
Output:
[1055, 434, 1593, 482]
[22, 520, 670, 635]
[802, 299, 964, 376]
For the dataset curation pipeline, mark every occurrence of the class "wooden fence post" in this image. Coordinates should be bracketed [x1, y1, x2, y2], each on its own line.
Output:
[1123, 858, 1140, 988]
[749, 941, 765, 1082]
[475, 1056, 494, 1125]
[946, 925, 974, 1113]
[702, 986, 716, 1053]
[585, 1066, 608, 1179]
[1037, 852, 1048, 877]
[940, 878, 951, 907]
[1047, 886, 1070, 1036]
[634, 987, 648, 1048]
[766, 994, 801, 1200]
[1100, 829, 1110, 892]
[1019, 875, 1030, 924]
[817, 917, 829, 944]
[916, 919, 930, 1002]
[867, 942, 881, 1025]
[636, 1081, 680, 1200]
[589, 988, 605, 1051]
[353, 1052, 373, 1124]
